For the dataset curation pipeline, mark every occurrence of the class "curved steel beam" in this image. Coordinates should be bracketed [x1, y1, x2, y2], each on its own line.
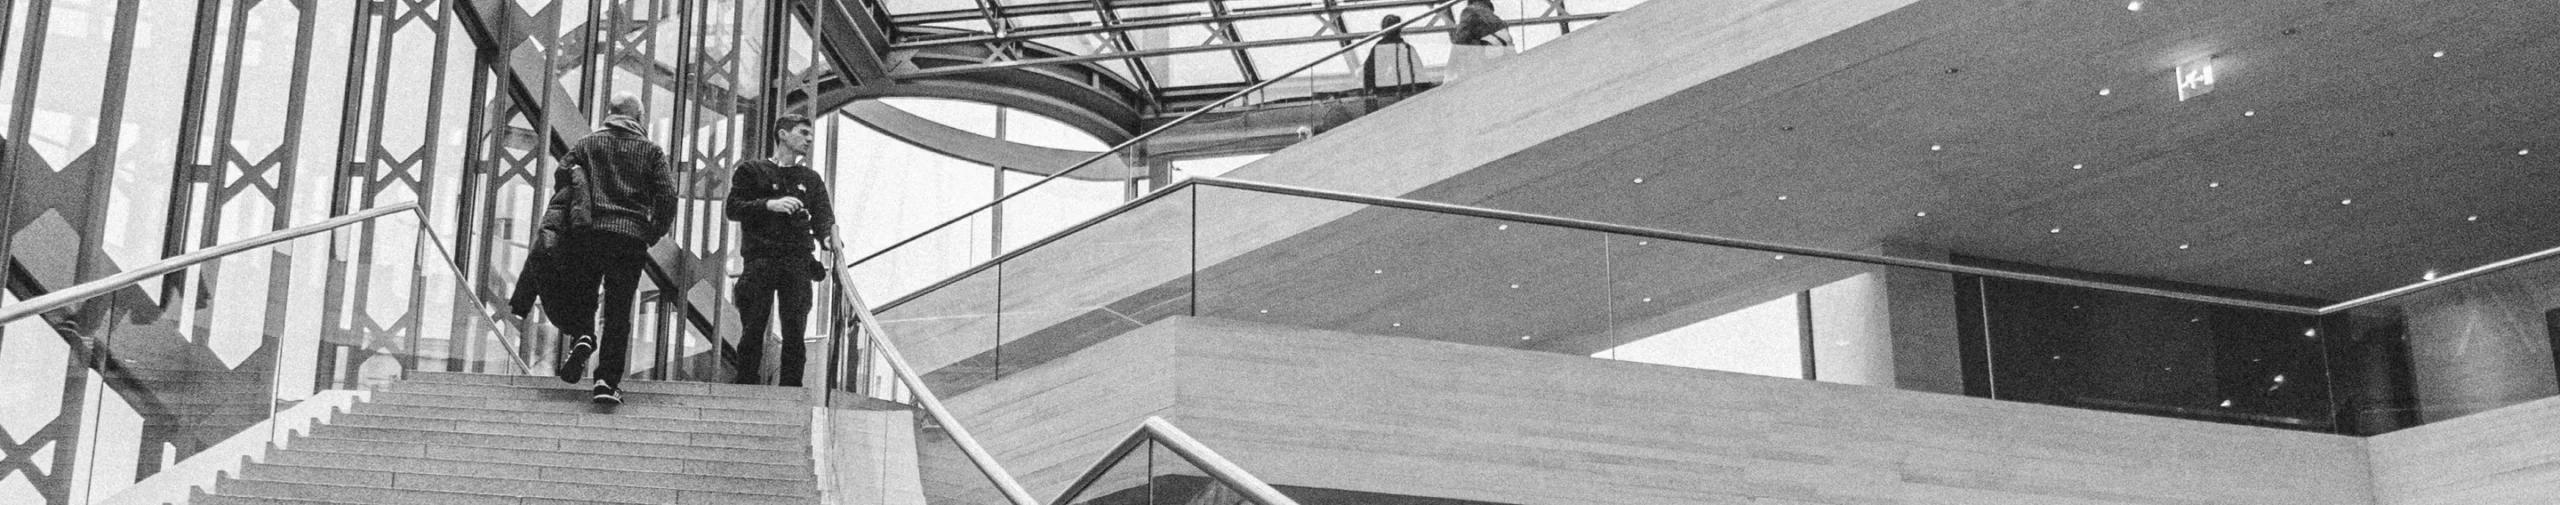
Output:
[839, 100, 1133, 180]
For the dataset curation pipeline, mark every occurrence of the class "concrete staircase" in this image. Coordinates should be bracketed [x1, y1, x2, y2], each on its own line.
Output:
[188, 371, 819, 505]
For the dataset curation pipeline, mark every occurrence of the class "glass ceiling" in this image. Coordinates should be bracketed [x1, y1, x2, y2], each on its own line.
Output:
[872, 0, 1648, 95]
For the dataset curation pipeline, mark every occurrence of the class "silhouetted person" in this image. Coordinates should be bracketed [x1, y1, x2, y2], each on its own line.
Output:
[1445, 0, 1511, 82]
[725, 114, 835, 387]
[544, 95, 675, 404]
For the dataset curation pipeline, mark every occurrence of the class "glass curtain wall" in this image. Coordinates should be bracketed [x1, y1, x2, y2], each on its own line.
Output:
[0, 0, 783, 502]
[830, 97, 1118, 301]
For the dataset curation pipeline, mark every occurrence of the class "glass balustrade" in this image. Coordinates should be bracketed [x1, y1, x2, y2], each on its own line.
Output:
[0, 207, 525, 505]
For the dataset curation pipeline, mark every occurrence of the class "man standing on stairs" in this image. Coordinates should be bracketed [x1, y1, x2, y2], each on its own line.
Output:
[544, 94, 677, 404]
[725, 113, 835, 387]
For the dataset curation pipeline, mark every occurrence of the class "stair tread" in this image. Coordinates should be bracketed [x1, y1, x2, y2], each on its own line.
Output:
[261, 448, 812, 484]
[219, 476, 807, 505]
[327, 412, 801, 450]
[386, 382, 809, 412]
[407, 371, 809, 401]
[289, 434, 807, 469]
[348, 402, 800, 436]
[361, 391, 804, 426]
[243, 460, 813, 498]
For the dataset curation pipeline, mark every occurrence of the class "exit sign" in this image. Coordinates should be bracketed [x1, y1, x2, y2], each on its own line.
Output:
[2177, 59, 2216, 101]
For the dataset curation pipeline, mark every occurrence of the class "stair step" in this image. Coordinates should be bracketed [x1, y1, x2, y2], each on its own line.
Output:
[364, 390, 803, 425]
[261, 449, 810, 492]
[388, 381, 807, 412]
[350, 402, 798, 437]
[308, 424, 802, 463]
[241, 461, 812, 499]
[218, 476, 807, 505]
[327, 412, 799, 451]
[286, 436, 808, 478]
[408, 371, 809, 401]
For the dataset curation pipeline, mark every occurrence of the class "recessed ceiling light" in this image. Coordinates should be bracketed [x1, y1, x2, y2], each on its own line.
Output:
[1259, 309, 1269, 314]
[1641, 297, 1654, 303]
[2220, 400, 2233, 407]
[2127, 1, 2142, 11]
[2208, 182, 2222, 188]
[1777, 195, 1790, 201]
[1930, 144, 1944, 151]
[1773, 255, 1786, 260]
[2433, 50, 2447, 58]
[2244, 110, 2257, 117]
[1637, 241, 1649, 245]
[1915, 211, 1929, 217]
[1632, 178, 1645, 184]
[2049, 228, 2063, 234]
[1392, 323, 1403, 327]
[2072, 164, 2085, 170]
[1372, 269, 1384, 274]
[2098, 88, 2112, 96]
[2303, 328, 2318, 337]
[1520, 335, 1533, 340]
[2422, 270, 2440, 280]
[2340, 199, 2353, 205]
[2520, 149, 2532, 156]
[2301, 259, 2316, 265]
[2178, 244, 2191, 250]
[1497, 224, 1509, 231]
[1509, 283, 1521, 289]
[2467, 215, 2480, 222]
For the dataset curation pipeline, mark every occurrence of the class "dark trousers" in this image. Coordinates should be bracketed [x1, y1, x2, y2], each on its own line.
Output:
[541, 231, 649, 387]
[733, 257, 811, 386]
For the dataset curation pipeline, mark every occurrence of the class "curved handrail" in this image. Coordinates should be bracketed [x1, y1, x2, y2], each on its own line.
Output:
[846, 0, 1472, 269]
[0, 202, 536, 372]
[824, 254, 1042, 505]
[1050, 417, 1303, 505]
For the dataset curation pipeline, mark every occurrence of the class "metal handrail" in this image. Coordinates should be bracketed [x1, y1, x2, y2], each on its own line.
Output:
[827, 258, 1042, 505]
[846, 0, 1471, 270]
[1050, 417, 1303, 505]
[1181, 177, 2334, 315]
[0, 202, 537, 372]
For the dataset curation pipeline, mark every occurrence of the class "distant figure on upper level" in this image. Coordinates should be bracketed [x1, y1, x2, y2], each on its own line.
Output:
[542, 94, 676, 405]
[1445, 0, 1512, 83]
[1364, 15, 1424, 95]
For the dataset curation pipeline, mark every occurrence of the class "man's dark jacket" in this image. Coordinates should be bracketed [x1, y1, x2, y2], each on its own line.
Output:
[511, 116, 674, 314]
[724, 159, 835, 260]
[545, 116, 677, 243]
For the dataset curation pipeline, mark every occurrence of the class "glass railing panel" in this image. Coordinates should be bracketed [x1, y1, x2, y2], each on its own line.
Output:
[911, 409, 1012, 505]
[874, 265, 1000, 396]
[2331, 253, 2560, 434]
[1060, 439, 1158, 505]
[852, 212, 998, 305]
[0, 207, 526, 504]
[1961, 274, 2340, 432]
[1146, 440, 1249, 505]
[1191, 184, 1610, 350]
[995, 187, 1196, 385]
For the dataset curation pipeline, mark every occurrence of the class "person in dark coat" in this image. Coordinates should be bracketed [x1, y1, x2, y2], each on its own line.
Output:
[1445, 0, 1511, 82]
[724, 113, 835, 387]
[542, 95, 676, 404]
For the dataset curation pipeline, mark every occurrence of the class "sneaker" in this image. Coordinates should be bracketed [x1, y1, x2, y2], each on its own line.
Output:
[555, 336, 595, 384]
[592, 383, 622, 404]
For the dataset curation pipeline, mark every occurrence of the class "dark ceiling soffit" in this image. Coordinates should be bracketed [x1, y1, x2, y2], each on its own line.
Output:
[895, 13, 1610, 79]
[839, 100, 1133, 180]
[890, 0, 1443, 51]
